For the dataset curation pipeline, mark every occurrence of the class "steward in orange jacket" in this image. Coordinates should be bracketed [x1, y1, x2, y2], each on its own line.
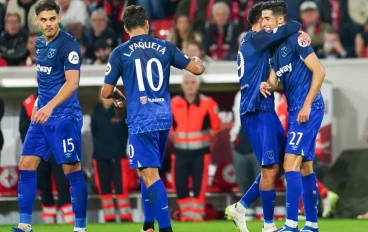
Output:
[170, 74, 221, 222]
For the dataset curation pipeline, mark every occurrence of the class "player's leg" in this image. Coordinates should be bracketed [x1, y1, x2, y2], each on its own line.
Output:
[130, 130, 172, 232]
[13, 123, 50, 232]
[112, 158, 132, 221]
[137, 170, 155, 231]
[48, 119, 88, 232]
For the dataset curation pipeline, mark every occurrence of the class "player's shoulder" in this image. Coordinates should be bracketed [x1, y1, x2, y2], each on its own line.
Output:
[58, 30, 79, 46]
[35, 35, 46, 48]
[285, 33, 299, 45]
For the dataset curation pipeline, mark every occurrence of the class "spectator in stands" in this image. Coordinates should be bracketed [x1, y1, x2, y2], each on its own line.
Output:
[284, 0, 299, 21]
[299, 1, 330, 56]
[23, 32, 39, 66]
[137, 0, 167, 21]
[348, 0, 368, 25]
[230, 91, 260, 194]
[175, 0, 210, 33]
[203, 2, 241, 60]
[95, 0, 135, 42]
[185, 40, 213, 64]
[57, 0, 88, 37]
[167, 14, 201, 53]
[85, 8, 117, 61]
[91, 88, 132, 222]
[77, 35, 93, 64]
[6, 0, 38, 33]
[0, 97, 3, 160]
[319, 28, 348, 59]
[0, 1, 6, 32]
[93, 38, 112, 64]
[0, 13, 28, 66]
[355, 19, 368, 58]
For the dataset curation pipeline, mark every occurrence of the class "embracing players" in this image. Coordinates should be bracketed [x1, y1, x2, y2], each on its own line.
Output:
[224, 2, 311, 232]
[12, 1, 87, 232]
[100, 5, 205, 232]
[260, 1, 326, 232]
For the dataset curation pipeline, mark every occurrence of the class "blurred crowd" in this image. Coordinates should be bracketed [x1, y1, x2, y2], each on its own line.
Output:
[0, 0, 367, 67]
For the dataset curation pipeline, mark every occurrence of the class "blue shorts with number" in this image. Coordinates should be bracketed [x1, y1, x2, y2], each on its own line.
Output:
[241, 111, 287, 166]
[128, 130, 170, 169]
[286, 109, 324, 161]
[22, 119, 83, 164]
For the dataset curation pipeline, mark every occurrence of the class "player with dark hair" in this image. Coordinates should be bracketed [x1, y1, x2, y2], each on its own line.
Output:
[261, 1, 325, 231]
[12, 0, 88, 231]
[224, 2, 311, 232]
[100, 5, 205, 232]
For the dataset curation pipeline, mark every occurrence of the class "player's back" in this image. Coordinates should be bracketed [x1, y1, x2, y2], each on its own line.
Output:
[272, 33, 324, 112]
[238, 31, 274, 115]
[35, 30, 82, 119]
[111, 34, 190, 134]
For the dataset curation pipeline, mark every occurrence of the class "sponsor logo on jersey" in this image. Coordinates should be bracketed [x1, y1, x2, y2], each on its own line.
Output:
[105, 63, 111, 75]
[140, 96, 147, 104]
[276, 63, 292, 77]
[68, 51, 79, 64]
[148, 98, 164, 103]
[36, 64, 52, 74]
[48, 48, 56, 58]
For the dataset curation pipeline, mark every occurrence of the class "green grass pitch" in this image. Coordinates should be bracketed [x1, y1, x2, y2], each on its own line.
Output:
[1, 220, 368, 232]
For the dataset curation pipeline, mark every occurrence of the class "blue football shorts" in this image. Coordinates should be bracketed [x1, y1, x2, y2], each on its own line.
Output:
[241, 111, 287, 167]
[286, 109, 324, 161]
[128, 130, 170, 169]
[22, 119, 83, 164]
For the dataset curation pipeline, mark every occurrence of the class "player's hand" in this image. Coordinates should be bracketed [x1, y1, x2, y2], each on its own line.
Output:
[297, 30, 311, 47]
[260, 82, 272, 98]
[33, 105, 54, 124]
[112, 88, 126, 108]
[191, 56, 202, 63]
[297, 104, 311, 124]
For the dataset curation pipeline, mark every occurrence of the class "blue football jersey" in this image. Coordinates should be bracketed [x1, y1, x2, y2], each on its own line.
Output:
[237, 21, 301, 115]
[35, 30, 82, 119]
[272, 33, 324, 112]
[104, 34, 191, 134]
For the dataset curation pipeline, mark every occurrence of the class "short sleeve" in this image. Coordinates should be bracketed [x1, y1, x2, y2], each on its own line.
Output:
[295, 42, 314, 61]
[168, 42, 191, 69]
[104, 49, 122, 85]
[62, 39, 81, 71]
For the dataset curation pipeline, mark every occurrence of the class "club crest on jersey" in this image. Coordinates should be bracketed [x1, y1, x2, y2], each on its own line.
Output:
[47, 49, 56, 58]
[281, 46, 288, 57]
[140, 96, 147, 104]
[267, 150, 274, 159]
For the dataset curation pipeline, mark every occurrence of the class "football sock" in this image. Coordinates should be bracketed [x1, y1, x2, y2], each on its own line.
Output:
[140, 177, 155, 230]
[302, 173, 319, 226]
[285, 171, 302, 228]
[66, 170, 88, 229]
[146, 179, 171, 230]
[239, 174, 261, 208]
[260, 189, 276, 223]
[18, 170, 37, 226]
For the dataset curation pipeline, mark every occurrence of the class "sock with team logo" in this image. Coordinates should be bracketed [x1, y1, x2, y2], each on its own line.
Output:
[140, 177, 155, 230]
[260, 189, 276, 224]
[146, 179, 171, 231]
[66, 170, 88, 230]
[285, 171, 302, 227]
[302, 173, 319, 226]
[239, 174, 261, 208]
[18, 170, 37, 226]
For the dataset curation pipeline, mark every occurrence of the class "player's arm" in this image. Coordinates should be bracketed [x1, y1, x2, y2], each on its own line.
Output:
[168, 41, 205, 75]
[249, 21, 301, 51]
[101, 50, 126, 108]
[260, 68, 278, 98]
[297, 44, 325, 123]
[33, 42, 81, 124]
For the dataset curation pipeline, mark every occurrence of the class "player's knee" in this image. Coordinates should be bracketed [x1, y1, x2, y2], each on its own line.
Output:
[283, 153, 303, 172]
[300, 161, 314, 176]
[260, 164, 279, 189]
[62, 162, 81, 175]
[18, 156, 41, 170]
[140, 167, 160, 187]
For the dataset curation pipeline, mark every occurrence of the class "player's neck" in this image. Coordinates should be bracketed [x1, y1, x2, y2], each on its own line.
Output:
[251, 25, 262, 32]
[128, 28, 147, 38]
[44, 29, 61, 43]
